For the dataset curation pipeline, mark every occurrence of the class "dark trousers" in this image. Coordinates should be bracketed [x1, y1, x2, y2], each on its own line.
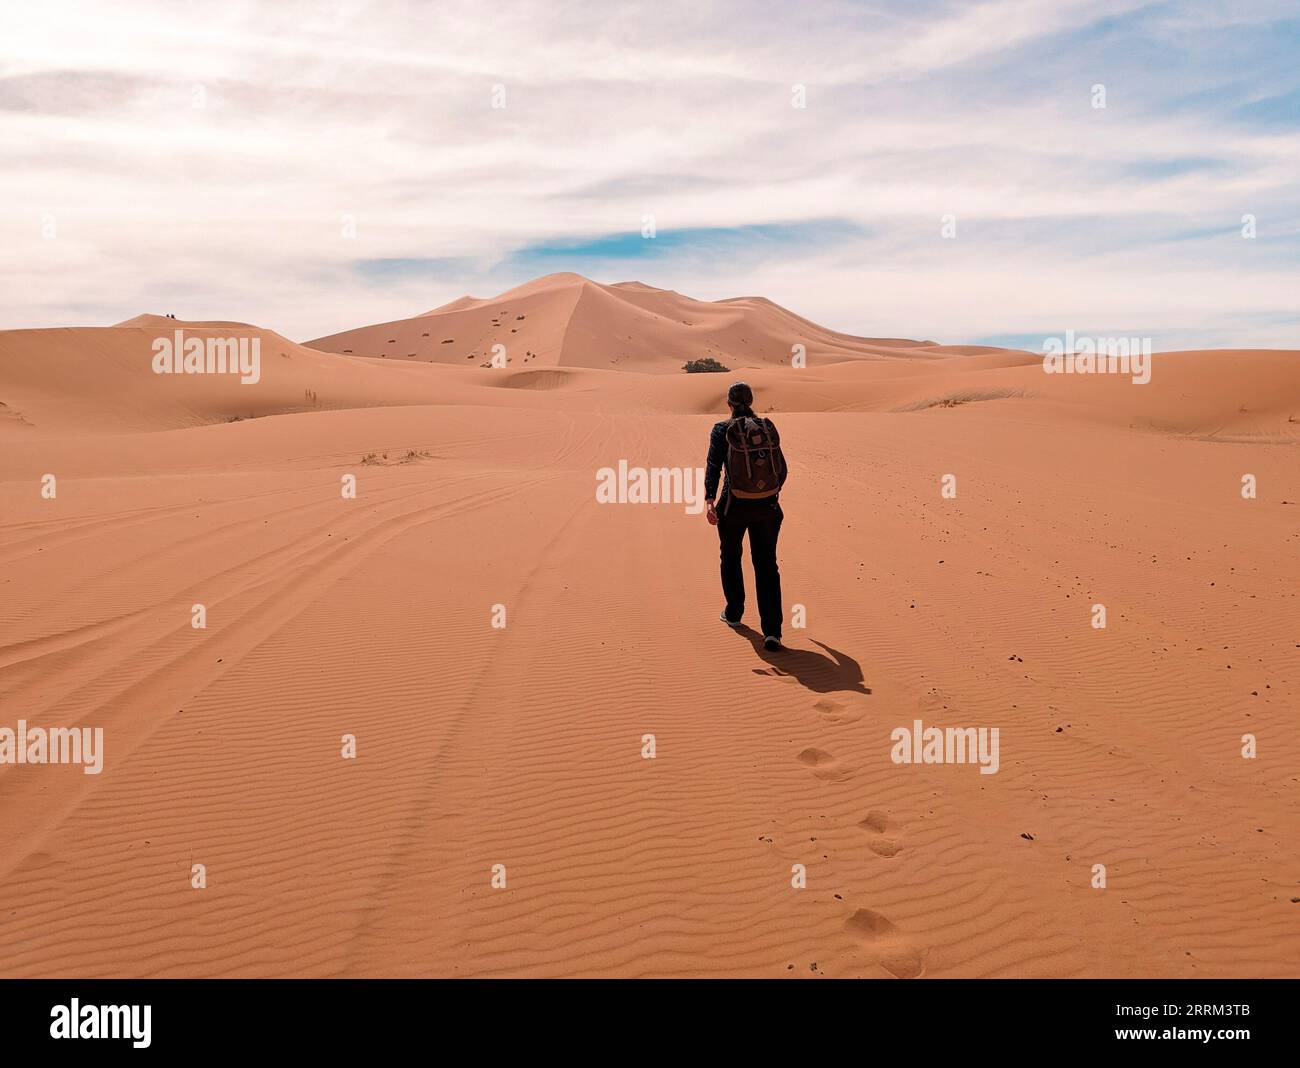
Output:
[718, 494, 784, 637]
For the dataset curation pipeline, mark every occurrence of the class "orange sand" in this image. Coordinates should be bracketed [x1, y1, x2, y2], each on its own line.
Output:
[1, 274, 1297, 977]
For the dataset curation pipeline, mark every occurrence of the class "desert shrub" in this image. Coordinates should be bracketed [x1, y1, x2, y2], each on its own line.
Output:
[683, 357, 729, 373]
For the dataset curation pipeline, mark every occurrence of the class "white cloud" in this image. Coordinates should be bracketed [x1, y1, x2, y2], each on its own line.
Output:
[1, 0, 1296, 347]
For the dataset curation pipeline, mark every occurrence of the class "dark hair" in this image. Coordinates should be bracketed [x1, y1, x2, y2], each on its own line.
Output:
[727, 381, 754, 415]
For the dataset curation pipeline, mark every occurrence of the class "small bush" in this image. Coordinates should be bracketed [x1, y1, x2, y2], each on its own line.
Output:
[359, 448, 431, 466]
[683, 357, 729, 373]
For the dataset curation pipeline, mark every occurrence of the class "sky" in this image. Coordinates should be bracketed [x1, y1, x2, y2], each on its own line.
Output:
[2, 0, 1298, 349]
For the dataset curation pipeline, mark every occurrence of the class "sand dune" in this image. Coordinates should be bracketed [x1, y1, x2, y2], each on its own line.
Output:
[306, 271, 944, 371]
[1, 277, 1297, 977]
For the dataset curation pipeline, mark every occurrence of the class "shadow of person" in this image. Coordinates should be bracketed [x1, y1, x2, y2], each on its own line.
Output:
[731, 625, 871, 695]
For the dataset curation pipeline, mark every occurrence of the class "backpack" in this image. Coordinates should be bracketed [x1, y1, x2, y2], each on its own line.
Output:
[724, 415, 786, 501]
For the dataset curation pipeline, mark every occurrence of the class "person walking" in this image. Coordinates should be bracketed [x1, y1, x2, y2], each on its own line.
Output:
[704, 381, 788, 651]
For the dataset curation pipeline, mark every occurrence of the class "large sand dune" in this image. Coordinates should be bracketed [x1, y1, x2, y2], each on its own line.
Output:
[306, 271, 943, 371]
[1, 277, 1297, 977]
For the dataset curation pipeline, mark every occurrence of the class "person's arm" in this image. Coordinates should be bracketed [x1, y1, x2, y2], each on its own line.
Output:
[704, 422, 727, 522]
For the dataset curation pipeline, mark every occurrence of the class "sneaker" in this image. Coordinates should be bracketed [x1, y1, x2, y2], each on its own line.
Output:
[720, 611, 741, 629]
[763, 635, 782, 651]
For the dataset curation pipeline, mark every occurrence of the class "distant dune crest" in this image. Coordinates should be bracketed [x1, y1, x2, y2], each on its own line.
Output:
[0, 273, 1296, 439]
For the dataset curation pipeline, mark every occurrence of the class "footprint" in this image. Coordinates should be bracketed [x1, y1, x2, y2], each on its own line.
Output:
[796, 747, 853, 782]
[844, 908, 927, 979]
[812, 697, 863, 725]
[857, 811, 903, 857]
[858, 810, 889, 833]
